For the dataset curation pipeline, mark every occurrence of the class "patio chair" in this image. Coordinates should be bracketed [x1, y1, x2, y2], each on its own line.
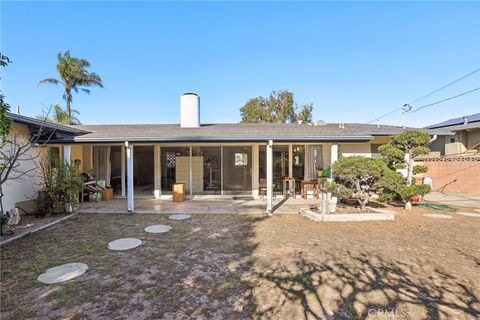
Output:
[259, 178, 276, 200]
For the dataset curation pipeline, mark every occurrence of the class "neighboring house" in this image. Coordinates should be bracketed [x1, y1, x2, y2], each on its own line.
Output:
[416, 113, 480, 196]
[1, 114, 86, 214]
[426, 113, 480, 156]
[6, 93, 448, 212]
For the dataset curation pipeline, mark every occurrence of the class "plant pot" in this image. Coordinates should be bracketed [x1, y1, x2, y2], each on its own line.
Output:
[342, 198, 357, 206]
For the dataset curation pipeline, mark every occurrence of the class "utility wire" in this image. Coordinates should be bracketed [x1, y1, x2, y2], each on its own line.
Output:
[411, 86, 480, 113]
[366, 68, 480, 124]
[409, 67, 480, 104]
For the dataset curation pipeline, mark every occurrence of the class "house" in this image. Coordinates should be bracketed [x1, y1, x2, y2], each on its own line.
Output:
[5, 93, 449, 212]
[416, 113, 480, 196]
[1, 113, 87, 214]
[426, 113, 480, 156]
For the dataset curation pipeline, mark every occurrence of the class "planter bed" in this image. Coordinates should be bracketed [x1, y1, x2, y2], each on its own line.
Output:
[299, 205, 395, 222]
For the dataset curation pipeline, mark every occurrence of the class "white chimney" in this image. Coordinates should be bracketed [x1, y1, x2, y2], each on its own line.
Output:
[180, 93, 200, 128]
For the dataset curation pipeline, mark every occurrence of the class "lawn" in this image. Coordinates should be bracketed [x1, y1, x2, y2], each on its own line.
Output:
[1, 207, 479, 319]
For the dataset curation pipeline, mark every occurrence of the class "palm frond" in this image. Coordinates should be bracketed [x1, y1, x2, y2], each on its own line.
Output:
[80, 88, 91, 94]
[37, 78, 63, 86]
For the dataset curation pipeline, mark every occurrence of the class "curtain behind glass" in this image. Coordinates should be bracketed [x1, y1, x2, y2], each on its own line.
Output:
[93, 146, 111, 186]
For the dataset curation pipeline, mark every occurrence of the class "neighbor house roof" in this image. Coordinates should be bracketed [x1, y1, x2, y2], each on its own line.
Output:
[426, 113, 480, 131]
[57, 122, 449, 144]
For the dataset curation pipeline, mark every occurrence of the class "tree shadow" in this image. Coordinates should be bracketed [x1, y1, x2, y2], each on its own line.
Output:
[245, 251, 480, 319]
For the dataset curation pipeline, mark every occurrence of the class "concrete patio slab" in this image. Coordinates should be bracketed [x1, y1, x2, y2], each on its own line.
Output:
[145, 225, 172, 234]
[108, 238, 142, 251]
[79, 197, 319, 215]
[424, 192, 480, 209]
[37, 263, 88, 284]
[168, 214, 191, 220]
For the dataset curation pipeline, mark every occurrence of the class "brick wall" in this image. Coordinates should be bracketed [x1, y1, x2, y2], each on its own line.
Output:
[422, 158, 480, 195]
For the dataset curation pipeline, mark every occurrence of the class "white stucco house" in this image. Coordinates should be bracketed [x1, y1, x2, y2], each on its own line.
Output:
[4, 93, 450, 213]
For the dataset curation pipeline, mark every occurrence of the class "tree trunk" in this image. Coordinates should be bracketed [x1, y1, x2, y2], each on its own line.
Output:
[405, 201, 412, 210]
[406, 150, 414, 186]
[65, 89, 72, 125]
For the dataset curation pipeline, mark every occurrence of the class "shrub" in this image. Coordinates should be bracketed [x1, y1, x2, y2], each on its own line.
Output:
[40, 157, 83, 215]
[332, 156, 391, 210]
[398, 184, 431, 209]
[321, 180, 351, 200]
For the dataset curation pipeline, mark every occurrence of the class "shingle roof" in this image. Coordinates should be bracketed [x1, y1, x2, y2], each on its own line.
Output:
[66, 122, 448, 143]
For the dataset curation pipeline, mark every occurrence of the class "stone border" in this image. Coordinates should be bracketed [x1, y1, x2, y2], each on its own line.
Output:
[1, 213, 77, 246]
[299, 208, 395, 222]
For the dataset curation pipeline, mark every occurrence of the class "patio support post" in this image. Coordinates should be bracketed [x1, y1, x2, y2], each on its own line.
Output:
[121, 145, 126, 197]
[330, 144, 339, 175]
[126, 141, 134, 212]
[288, 144, 293, 193]
[63, 144, 71, 163]
[252, 144, 259, 198]
[154, 145, 161, 199]
[266, 140, 273, 214]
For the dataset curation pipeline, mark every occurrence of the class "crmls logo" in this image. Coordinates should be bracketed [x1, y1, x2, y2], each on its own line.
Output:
[368, 308, 408, 318]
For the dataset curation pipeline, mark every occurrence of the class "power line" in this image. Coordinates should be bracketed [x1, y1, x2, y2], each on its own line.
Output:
[366, 67, 480, 124]
[409, 68, 480, 104]
[411, 86, 480, 113]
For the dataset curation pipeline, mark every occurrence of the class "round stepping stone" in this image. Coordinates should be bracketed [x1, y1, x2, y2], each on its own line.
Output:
[168, 214, 191, 221]
[37, 263, 88, 284]
[456, 211, 480, 218]
[108, 238, 142, 251]
[145, 224, 172, 234]
[423, 213, 452, 219]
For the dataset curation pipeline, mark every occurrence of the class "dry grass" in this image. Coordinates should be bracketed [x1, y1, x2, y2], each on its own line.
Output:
[1, 206, 479, 319]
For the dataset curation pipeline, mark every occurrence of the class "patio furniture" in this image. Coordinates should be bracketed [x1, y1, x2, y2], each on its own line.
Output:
[282, 177, 296, 198]
[259, 178, 276, 200]
[172, 182, 186, 202]
[301, 180, 319, 199]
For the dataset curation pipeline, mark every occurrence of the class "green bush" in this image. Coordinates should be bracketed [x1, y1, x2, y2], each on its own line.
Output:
[321, 180, 351, 199]
[40, 157, 83, 215]
[398, 184, 431, 202]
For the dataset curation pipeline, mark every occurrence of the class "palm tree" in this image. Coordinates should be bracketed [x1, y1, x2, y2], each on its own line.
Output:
[38, 51, 103, 125]
[36, 104, 81, 125]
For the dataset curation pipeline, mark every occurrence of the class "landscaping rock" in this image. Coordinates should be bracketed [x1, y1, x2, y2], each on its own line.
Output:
[168, 214, 191, 221]
[37, 262, 88, 284]
[108, 238, 142, 251]
[145, 224, 172, 234]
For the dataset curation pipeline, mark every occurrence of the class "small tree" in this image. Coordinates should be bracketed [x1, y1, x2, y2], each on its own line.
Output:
[379, 130, 431, 210]
[398, 185, 431, 210]
[332, 156, 391, 210]
[378, 130, 431, 185]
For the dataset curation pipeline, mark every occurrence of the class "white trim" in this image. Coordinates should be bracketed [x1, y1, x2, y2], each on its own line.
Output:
[121, 145, 126, 197]
[252, 144, 259, 198]
[154, 145, 161, 199]
[266, 140, 273, 213]
[126, 142, 134, 212]
[220, 144, 224, 195]
[63, 144, 71, 163]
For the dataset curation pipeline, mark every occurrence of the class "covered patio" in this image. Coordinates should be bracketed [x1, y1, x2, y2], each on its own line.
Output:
[78, 197, 319, 215]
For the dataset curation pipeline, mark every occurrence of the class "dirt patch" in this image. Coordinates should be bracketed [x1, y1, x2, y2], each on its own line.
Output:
[1, 204, 479, 319]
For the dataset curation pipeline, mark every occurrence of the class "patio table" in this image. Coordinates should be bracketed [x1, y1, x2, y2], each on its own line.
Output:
[301, 180, 319, 199]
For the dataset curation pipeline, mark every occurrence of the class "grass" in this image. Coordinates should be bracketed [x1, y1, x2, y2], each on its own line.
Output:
[1, 209, 479, 319]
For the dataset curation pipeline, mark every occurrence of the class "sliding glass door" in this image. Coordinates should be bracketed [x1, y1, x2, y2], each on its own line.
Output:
[222, 146, 252, 195]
